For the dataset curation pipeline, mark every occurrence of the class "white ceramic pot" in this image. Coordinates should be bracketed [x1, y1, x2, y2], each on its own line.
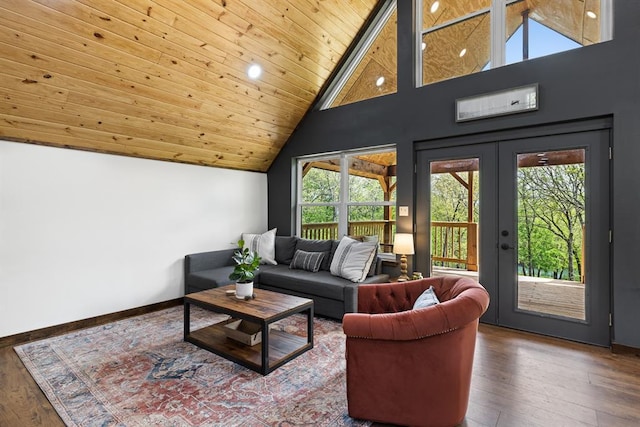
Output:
[235, 281, 254, 299]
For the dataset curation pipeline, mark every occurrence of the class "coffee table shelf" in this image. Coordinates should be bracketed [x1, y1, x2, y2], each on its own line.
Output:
[187, 322, 310, 370]
[184, 286, 314, 375]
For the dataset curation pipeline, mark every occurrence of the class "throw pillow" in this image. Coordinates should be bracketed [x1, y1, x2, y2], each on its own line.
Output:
[289, 250, 325, 273]
[330, 236, 378, 283]
[242, 228, 277, 265]
[413, 286, 440, 309]
[295, 239, 333, 270]
[363, 236, 379, 277]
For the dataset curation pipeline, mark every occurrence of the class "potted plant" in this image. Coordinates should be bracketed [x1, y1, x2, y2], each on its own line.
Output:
[229, 239, 261, 298]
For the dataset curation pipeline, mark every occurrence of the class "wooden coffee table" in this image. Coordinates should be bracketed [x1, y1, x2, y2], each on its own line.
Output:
[184, 285, 314, 375]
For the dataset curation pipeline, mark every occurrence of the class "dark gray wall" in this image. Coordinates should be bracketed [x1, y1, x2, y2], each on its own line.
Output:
[268, 1, 640, 348]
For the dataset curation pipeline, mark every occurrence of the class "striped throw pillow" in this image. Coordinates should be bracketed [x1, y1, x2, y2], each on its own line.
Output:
[289, 250, 325, 272]
[329, 236, 377, 282]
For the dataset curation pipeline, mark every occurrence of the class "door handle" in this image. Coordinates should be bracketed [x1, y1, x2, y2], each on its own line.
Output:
[501, 243, 514, 250]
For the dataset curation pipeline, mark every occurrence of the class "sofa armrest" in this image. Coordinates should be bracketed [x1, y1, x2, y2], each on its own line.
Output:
[184, 249, 236, 275]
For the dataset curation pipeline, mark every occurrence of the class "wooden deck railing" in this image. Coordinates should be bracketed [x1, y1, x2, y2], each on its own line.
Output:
[431, 221, 478, 271]
[301, 220, 395, 251]
[301, 223, 339, 240]
[301, 220, 478, 270]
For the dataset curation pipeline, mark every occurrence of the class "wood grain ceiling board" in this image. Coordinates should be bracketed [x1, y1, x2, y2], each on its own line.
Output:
[423, 12, 491, 85]
[423, 0, 491, 30]
[0, 0, 377, 171]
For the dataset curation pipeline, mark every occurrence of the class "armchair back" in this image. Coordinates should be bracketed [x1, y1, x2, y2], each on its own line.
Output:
[343, 276, 490, 427]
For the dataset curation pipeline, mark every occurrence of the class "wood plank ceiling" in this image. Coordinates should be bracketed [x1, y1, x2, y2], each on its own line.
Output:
[0, 0, 378, 172]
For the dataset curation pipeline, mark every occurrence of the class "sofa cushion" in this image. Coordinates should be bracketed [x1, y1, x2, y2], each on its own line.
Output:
[295, 238, 333, 271]
[413, 286, 440, 309]
[275, 236, 297, 264]
[243, 228, 277, 265]
[289, 249, 325, 272]
[258, 266, 354, 301]
[330, 237, 378, 283]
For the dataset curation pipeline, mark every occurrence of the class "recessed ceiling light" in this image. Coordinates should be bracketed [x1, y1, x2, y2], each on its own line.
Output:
[247, 64, 262, 79]
[421, 42, 426, 51]
[459, 48, 467, 57]
[586, 10, 597, 19]
[430, 1, 440, 14]
[376, 76, 385, 87]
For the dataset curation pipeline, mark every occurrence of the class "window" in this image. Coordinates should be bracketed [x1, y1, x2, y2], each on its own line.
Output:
[319, 1, 397, 109]
[418, 0, 613, 86]
[297, 148, 397, 251]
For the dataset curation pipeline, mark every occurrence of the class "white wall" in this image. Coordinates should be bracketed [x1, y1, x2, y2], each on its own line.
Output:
[0, 140, 268, 337]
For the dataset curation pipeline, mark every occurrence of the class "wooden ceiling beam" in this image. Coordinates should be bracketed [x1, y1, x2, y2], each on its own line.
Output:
[430, 150, 585, 174]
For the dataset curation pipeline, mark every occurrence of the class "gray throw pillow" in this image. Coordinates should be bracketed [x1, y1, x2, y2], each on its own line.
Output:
[289, 250, 325, 272]
[295, 239, 333, 270]
[413, 286, 440, 309]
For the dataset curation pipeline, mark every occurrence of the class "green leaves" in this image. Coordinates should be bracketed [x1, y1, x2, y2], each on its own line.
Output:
[229, 239, 261, 283]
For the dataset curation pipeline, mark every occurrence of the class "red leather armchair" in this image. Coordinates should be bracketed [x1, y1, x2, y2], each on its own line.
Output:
[342, 276, 490, 427]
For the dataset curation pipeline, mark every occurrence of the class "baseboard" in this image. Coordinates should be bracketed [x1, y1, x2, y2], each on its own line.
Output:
[0, 298, 183, 348]
[611, 343, 640, 357]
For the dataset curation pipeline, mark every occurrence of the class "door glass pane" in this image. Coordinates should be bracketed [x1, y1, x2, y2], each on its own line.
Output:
[516, 149, 586, 320]
[430, 158, 480, 279]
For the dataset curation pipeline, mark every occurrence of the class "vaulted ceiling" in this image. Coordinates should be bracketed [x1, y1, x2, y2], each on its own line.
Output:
[1, 1, 600, 173]
[0, 0, 379, 172]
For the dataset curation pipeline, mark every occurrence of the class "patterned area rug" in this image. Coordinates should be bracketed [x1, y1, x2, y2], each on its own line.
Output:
[15, 306, 370, 426]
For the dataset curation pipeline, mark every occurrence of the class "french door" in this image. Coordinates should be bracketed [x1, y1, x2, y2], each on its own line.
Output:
[416, 129, 611, 346]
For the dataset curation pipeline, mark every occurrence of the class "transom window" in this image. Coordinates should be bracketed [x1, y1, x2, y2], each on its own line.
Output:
[418, 0, 613, 86]
[296, 147, 397, 252]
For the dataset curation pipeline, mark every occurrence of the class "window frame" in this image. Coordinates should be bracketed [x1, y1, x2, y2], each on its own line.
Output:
[295, 146, 397, 238]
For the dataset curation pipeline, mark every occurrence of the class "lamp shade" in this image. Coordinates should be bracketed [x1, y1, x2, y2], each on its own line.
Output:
[393, 233, 415, 255]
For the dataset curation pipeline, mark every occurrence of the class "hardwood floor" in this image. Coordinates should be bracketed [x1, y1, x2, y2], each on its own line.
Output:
[1, 323, 639, 426]
[465, 325, 640, 426]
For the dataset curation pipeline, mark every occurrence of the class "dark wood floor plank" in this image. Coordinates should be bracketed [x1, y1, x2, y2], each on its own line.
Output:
[0, 346, 64, 426]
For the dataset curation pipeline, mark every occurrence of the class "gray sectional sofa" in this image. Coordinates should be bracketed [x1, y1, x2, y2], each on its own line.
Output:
[184, 236, 391, 320]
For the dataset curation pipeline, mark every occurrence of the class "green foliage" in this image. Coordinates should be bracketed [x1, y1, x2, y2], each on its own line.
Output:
[301, 168, 340, 204]
[429, 162, 584, 281]
[301, 168, 395, 224]
[228, 239, 261, 283]
[349, 175, 385, 202]
[517, 162, 585, 281]
[430, 172, 479, 222]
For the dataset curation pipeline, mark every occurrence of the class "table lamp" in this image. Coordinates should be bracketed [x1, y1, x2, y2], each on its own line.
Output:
[393, 233, 415, 282]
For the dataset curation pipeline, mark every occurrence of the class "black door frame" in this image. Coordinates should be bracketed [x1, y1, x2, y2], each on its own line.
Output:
[414, 119, 612, 346]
